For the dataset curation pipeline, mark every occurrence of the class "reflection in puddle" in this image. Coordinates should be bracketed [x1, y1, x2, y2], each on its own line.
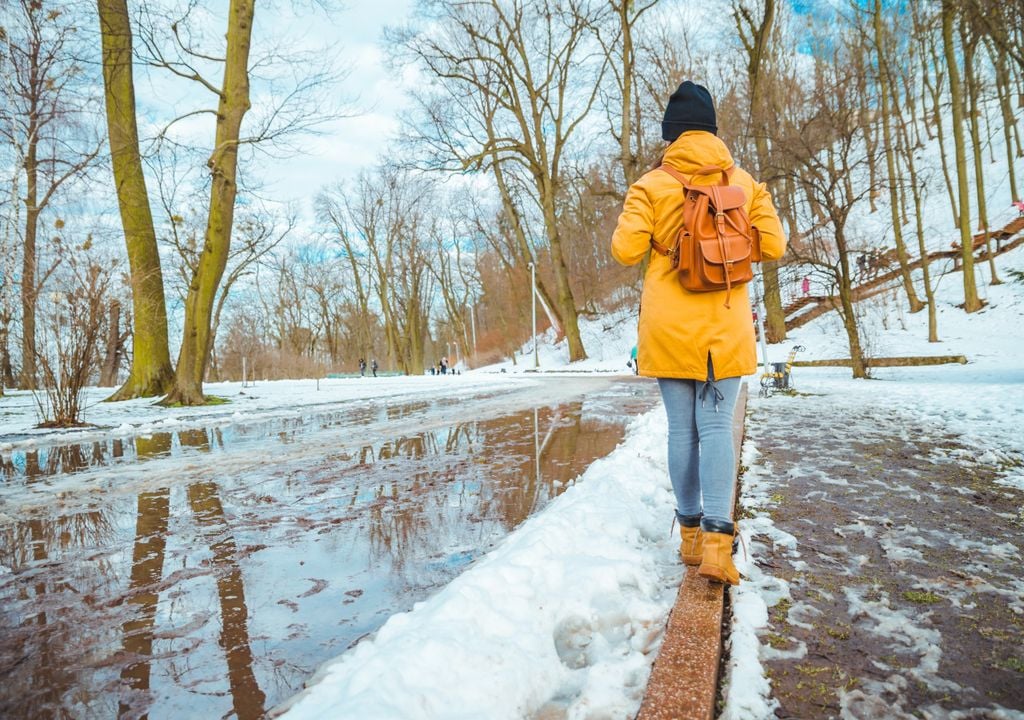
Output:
[0, 380, 658, 719]
[0, 392, 510, 481]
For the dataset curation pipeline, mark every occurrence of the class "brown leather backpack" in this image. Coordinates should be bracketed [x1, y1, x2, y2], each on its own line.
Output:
[650, 164, 762, 308]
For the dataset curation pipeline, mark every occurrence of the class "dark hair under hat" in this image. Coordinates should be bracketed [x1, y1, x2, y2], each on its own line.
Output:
[661, 81, 717, 141]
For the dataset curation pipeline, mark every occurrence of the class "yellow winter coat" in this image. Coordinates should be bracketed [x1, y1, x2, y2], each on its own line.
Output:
[611, 131, 786, 380]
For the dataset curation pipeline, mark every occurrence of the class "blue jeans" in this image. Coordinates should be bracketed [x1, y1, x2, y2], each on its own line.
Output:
[657, 358, 741, 525]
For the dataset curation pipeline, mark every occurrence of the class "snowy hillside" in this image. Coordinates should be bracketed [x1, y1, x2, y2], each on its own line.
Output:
[481, 240, 1024, 376]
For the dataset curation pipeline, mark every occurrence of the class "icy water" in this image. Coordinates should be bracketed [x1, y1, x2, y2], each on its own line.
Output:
[0, 377, 658, 720]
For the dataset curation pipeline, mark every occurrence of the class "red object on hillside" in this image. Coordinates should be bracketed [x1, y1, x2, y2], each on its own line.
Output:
[1013, 200, 1024, 216]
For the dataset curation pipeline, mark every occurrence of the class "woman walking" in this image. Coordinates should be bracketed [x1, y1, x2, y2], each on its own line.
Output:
[611, 81, 787, 584]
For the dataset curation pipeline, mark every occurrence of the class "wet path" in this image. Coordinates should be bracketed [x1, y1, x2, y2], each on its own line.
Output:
[0, 377, 659, 720]
[741, 393, 1024, 719]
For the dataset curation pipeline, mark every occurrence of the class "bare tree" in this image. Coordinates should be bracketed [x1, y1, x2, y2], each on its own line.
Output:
[33, 242, 116, 427]
[594, 0, 662, 187]
[0, 0, 100, 390]
[392, 0, 610, 362]
[734, 0, 789, 342]
[771, 41, 882, 379]
[128, 0, 343, 403]
[869, 0, 926, 313]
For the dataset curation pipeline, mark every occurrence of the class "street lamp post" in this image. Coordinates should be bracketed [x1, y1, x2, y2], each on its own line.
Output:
[528, 261, 538, 369]
[469, 303, 477, 356]
[753, 271, 770, 376]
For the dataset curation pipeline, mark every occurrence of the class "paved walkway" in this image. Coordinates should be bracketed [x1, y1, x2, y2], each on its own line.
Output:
[741, 390, 1024, 718]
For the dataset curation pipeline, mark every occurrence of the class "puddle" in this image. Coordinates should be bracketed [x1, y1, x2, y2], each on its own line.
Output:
[0, 379, 658, 719]
[0, 391, 512, 481]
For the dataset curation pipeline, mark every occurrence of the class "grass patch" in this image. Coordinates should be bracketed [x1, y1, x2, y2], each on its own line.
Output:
[161, 395, 231, 408]
[902, 590, 942, 604]
[1001, 658, 1024, 673]
[771, 597, 792, 625]
[795, 664, 830, 676]
[826, 626, 851, 641]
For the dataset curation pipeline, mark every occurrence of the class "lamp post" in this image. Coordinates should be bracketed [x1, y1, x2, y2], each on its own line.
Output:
[469, 303, 477, 356]
[753, 271, 770, 376]
[528, 261, 538, 369]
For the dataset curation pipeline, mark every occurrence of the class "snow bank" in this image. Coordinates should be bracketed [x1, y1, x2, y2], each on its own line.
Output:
[718, 442, 794, 720]
[275, 407, 680, 720]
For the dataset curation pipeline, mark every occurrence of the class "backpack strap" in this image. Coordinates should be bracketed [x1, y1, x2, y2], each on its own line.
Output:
[691, 164, 735, 186]
[650, 163, 736, 256]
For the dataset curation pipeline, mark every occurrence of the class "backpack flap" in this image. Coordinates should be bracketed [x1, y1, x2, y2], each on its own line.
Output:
[685, 184, 746, 212]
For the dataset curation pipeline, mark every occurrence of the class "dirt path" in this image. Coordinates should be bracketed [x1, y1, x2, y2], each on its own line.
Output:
[739, 392, 1024, 719]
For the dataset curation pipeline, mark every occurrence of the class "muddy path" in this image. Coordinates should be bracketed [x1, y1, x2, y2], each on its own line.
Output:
[741, 396, 1024, 719]
[0, 377, 659, 720]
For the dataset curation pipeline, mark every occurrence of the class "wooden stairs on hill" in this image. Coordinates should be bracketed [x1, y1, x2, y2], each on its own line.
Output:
[784, 215, 1024, 331]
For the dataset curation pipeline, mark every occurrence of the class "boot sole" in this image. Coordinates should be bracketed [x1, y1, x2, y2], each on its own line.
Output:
[698, 566, 739, 585]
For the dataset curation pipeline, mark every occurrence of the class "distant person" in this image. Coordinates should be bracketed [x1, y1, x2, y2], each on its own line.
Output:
[628, 345, 639, 375]
[610, 80, 787, 585]
[358, 358, 366, 377]
[371, 359, 378, 378]
[801, 276, 810, 297]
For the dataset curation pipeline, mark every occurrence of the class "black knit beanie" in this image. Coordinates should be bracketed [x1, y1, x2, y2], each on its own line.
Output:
[661, 81, 717, 141]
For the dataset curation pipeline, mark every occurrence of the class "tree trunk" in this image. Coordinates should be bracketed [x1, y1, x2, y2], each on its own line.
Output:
[20, 138, 39, 390]
[162, 0, 255, 405]
[897, 106, 939, 342]
[963, 34, 1001, 286]
[491, 156, 564, 335]
[541, 187, 586, 362]
[863, 114, 879, 213]
[873, 0, 925, 313]
[924, 29, 960, 227]
[942, 0, 982, 312]
[835, 227, 868, 379]
[0, 320, 12, 390]
[99, 300, 122, 386]
[98, 0, 175, 400]
[994, 51, 1020, 202]
[742, 0, 786, 343]
[617, 0, 639, 186]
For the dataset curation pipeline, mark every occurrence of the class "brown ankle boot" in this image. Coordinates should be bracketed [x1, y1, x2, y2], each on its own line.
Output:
[678, 514, 703, 566]
[697, 519, 740, 585]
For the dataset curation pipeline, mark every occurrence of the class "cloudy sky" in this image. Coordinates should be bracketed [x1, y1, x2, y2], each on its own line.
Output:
[134, 0, 417, 220]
